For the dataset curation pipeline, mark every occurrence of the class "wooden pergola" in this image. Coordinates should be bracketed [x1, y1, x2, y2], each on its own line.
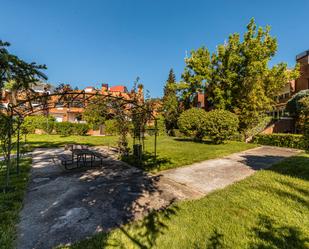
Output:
[2, 89, 158, 174]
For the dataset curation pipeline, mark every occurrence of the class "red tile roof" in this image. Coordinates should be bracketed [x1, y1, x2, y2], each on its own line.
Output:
[109, 85, 128, 93]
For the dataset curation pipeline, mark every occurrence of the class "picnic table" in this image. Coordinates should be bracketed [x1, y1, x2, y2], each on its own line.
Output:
[57, 145, 107, 170]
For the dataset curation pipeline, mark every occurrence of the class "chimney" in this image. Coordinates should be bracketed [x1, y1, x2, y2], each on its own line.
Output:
[101, 83, 108, 92]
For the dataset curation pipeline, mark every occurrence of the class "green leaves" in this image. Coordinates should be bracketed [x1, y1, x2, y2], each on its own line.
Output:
[162, 69, 179, 135]
[178, 108, 208, 141]
[204, 109, 239, 144]
[0, 40, 47, 99]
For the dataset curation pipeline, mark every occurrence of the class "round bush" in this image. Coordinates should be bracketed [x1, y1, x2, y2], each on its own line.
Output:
[178, 108, 208, 140]
[204, 109, 239, 144]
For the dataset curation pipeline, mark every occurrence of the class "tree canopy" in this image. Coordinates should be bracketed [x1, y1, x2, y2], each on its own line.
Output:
[0, 40, 47, 105]
[178, 18, 299, 131]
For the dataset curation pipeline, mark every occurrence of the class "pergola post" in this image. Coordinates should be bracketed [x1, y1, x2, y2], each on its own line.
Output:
[154, 118, 158, 165]
[16, 118, 21, 174]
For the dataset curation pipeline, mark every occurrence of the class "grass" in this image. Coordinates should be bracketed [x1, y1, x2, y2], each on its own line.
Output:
[59, 154, 309, 249]
[0, 158, 31, 249]
[24, 134, 256, 172]
[25, 134, 118, 149]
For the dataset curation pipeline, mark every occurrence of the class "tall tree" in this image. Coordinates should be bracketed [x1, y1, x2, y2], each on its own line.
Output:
[0, 40, 47, 188]
[180, 19, 299, 132]
[162, 69, 179, 135]
[179, 47, 211, 109]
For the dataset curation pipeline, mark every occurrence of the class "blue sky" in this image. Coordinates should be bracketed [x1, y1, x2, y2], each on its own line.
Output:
[1, 0, 309, 97]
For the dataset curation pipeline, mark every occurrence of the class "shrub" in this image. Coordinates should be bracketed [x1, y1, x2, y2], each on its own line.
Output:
[204, 109, 239, 144]
[72, 123, 89, 136]
[178, 108, 208, 140]
[253, 134, 304, 149]
[54, 122, 73, 136]
[155, 115, 166, 136]
[286, 89, 309, 116]
[21, 115, 55, 134]
[243, 116, 272, 140]
[104, 120, 118, 135]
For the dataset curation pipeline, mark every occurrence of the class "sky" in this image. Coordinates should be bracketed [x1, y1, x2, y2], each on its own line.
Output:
[1, 0, 309, 97]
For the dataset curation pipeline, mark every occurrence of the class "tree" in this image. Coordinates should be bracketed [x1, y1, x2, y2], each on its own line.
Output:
[0, 40, 47, 189]
[179, 47, 211, 109]
[207, 19, 299, 131]
[54, 83, 73, 93]
[177, 19, 299, 133]
[83, 97, 110, 129]
[0, 40, 47, 105]
[162, 69, 179, 135]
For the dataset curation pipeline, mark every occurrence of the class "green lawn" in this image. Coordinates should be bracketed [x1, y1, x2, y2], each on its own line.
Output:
[25, 134, 256, 172]
[59, 154, 309, 249]
[0, 158, 31, 249]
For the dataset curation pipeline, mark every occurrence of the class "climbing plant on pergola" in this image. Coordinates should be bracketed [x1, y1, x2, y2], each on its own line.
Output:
[1, 89, 158, 188]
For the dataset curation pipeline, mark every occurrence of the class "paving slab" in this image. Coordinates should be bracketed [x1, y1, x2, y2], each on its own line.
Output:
[16, 146, 301, 249]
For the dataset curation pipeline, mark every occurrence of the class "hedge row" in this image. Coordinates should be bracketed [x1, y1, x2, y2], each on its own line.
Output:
[253, 133, 305, 150]
[21, 115, 89, 136]
[54, 122, 89, 136]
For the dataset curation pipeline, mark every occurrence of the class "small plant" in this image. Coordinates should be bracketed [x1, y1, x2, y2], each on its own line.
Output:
[204, 109, 239, 144]
[178, 108, 208, 141]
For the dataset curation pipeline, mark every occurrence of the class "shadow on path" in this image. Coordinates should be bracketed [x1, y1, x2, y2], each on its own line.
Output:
[17, 148, 183, 249]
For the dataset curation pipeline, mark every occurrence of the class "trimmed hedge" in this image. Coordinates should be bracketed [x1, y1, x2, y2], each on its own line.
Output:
[253, 133, 304, 149]
[54, 122, 89, 136]
[204, 109, 239, 144]
[178, 108, 208, 140]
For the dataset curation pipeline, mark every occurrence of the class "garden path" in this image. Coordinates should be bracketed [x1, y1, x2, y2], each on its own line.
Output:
[16, 146, 301, 249]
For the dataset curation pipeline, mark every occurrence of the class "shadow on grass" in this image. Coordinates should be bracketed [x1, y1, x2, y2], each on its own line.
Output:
[173, 137, 213, 144]
[67, 203, 179, 249]
[193, 229, 225, 249]
[241, 154, 309, 180]
[24, 140, 95, 149]
[122, 152, 172, 171]
[250, 215, 309, 249]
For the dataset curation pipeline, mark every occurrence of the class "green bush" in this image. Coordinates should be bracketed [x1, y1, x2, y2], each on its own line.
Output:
[54, 122, 89, 136]
[204, 109, 239, 144]
[286, 89, 309, 116]
[104, 120, 118, 135]
[253, 133, 304, 149]
[54, 122, 73, 136]
[21, 115, 55, 134]
[72, 123, 89, 136]
[178, 108, 208, 140]
[243, 116, 272, 140]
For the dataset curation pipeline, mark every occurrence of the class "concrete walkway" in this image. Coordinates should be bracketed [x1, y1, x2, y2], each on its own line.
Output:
[161, 146, 301, 194]
[17, 146, 301, 249]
